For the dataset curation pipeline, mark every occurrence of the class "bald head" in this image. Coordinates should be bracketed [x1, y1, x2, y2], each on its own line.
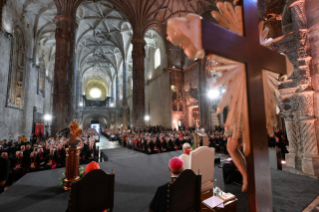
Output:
[182, 143, 191, 151]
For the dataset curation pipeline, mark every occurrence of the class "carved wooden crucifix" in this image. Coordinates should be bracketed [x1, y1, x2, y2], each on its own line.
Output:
[167, 0, 287, 211]
[201, 1, 286, 211]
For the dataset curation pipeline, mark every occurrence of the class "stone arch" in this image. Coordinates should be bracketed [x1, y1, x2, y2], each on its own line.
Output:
[82, 113, 110, 129]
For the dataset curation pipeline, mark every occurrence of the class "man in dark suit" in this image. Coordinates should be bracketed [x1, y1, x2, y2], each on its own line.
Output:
[0, 152, 10, 194]
[149, 157, 184, 212]
[11, 151, 28, 183]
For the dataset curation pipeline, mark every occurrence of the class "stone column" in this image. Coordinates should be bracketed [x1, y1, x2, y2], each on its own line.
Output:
[306, 0, 319, 159]
[131, 38, 146, 129]
[198, 58, 210, 131]
[0, 0, 6, 30]
[285, 120, 298, 168]
[72, 49, 77, 120]
[265, 0, 319, 177]
[76, 71, 81, 118]
[122, 62, 128, 129]
[111, 82, 114, 101]
[116, 73, 120, 107]
[51, 1, 82, 135]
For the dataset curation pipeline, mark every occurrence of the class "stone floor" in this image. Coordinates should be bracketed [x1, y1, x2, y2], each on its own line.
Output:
[96, 135, 319, 211]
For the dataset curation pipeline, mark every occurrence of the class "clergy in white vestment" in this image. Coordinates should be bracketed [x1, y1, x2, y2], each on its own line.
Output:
[179, 143, 192, 169]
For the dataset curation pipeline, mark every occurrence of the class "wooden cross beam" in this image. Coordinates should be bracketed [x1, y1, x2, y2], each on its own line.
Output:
[201, 1, 286, 211]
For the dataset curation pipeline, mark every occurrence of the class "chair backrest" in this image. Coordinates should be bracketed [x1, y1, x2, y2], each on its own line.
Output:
[96, 146, 100, 162]
[169, 169, 202, 212]
[71, 169, 114, 212]
[190, 146, 215, 185]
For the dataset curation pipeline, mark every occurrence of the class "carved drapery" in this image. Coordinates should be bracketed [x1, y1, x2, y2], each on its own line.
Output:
[131, 37, 146, 129]
[51, 0, 83, 134]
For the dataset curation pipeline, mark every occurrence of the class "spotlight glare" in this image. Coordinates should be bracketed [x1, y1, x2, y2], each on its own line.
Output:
[207, 89, 220, 99]
[44, 114, 52, 121]
[90, 88, 102, 98]
[144, 115, 150, 121]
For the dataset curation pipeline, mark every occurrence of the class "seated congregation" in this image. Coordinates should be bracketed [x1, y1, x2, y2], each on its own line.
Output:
[102, 126, 229, 155]
[0, 128, 99, 192]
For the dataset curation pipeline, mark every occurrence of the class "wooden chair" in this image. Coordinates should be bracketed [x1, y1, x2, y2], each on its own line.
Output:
[70, 169, 114, 212]
[169, 169, 202, 212]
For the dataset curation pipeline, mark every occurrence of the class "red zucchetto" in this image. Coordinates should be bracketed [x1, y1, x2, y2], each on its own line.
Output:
[169, 157, 183, 171]
[85, 161, 100, 173]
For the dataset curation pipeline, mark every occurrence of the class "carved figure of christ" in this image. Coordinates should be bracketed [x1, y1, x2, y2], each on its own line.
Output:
[167, 0, 287, 211]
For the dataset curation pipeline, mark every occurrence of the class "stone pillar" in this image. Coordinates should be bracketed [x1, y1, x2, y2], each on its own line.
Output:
[111, 82, 115, 101]
[131, 38, 146, 129]
[0, 0, 6, 30]
[265, 0, 319, 177]
[76, 71, 81, 118]
[285, 120, 298, 168]
[122, 62, 128, 129]
[72, 49, 78, 120]
[198, 58, 210, 131]
[51, 1, 82, 135]
[306, 0, 319, 169]
[116, 73, 120, 107]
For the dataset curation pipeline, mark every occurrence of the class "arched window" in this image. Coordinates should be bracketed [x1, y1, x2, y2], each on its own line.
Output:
[154, 48, 161, 69]
[6, 26, 25, 108]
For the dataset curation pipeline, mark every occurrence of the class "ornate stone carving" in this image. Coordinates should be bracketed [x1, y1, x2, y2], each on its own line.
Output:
[268, 0, 319, 176]
[300, 119, 317, 156]
[285, 120, 298, 153]
[184, 83, 198, 107]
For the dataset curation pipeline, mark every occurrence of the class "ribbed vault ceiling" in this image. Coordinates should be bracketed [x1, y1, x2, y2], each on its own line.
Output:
[13, 0, 218, 100]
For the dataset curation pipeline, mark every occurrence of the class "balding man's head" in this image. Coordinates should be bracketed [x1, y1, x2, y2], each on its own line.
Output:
[182, 143, 191, 151]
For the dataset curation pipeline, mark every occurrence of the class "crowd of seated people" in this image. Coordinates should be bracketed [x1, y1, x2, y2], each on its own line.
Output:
[102, 125, 229, 156]
[101, 129, 120, 141]
[102, 126, 193, 154]
[0, 128, 99, 189]
[207, 126, 228, 154]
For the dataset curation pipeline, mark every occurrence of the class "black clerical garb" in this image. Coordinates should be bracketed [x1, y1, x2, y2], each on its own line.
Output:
[149, 177, 177, 212]
[0, 157, 9, 182]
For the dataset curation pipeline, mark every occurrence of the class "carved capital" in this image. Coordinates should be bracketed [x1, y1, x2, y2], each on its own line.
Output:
[278, 89, 315, 120]
[282, 0, 306, 34]
[54, 15, 78, 28]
